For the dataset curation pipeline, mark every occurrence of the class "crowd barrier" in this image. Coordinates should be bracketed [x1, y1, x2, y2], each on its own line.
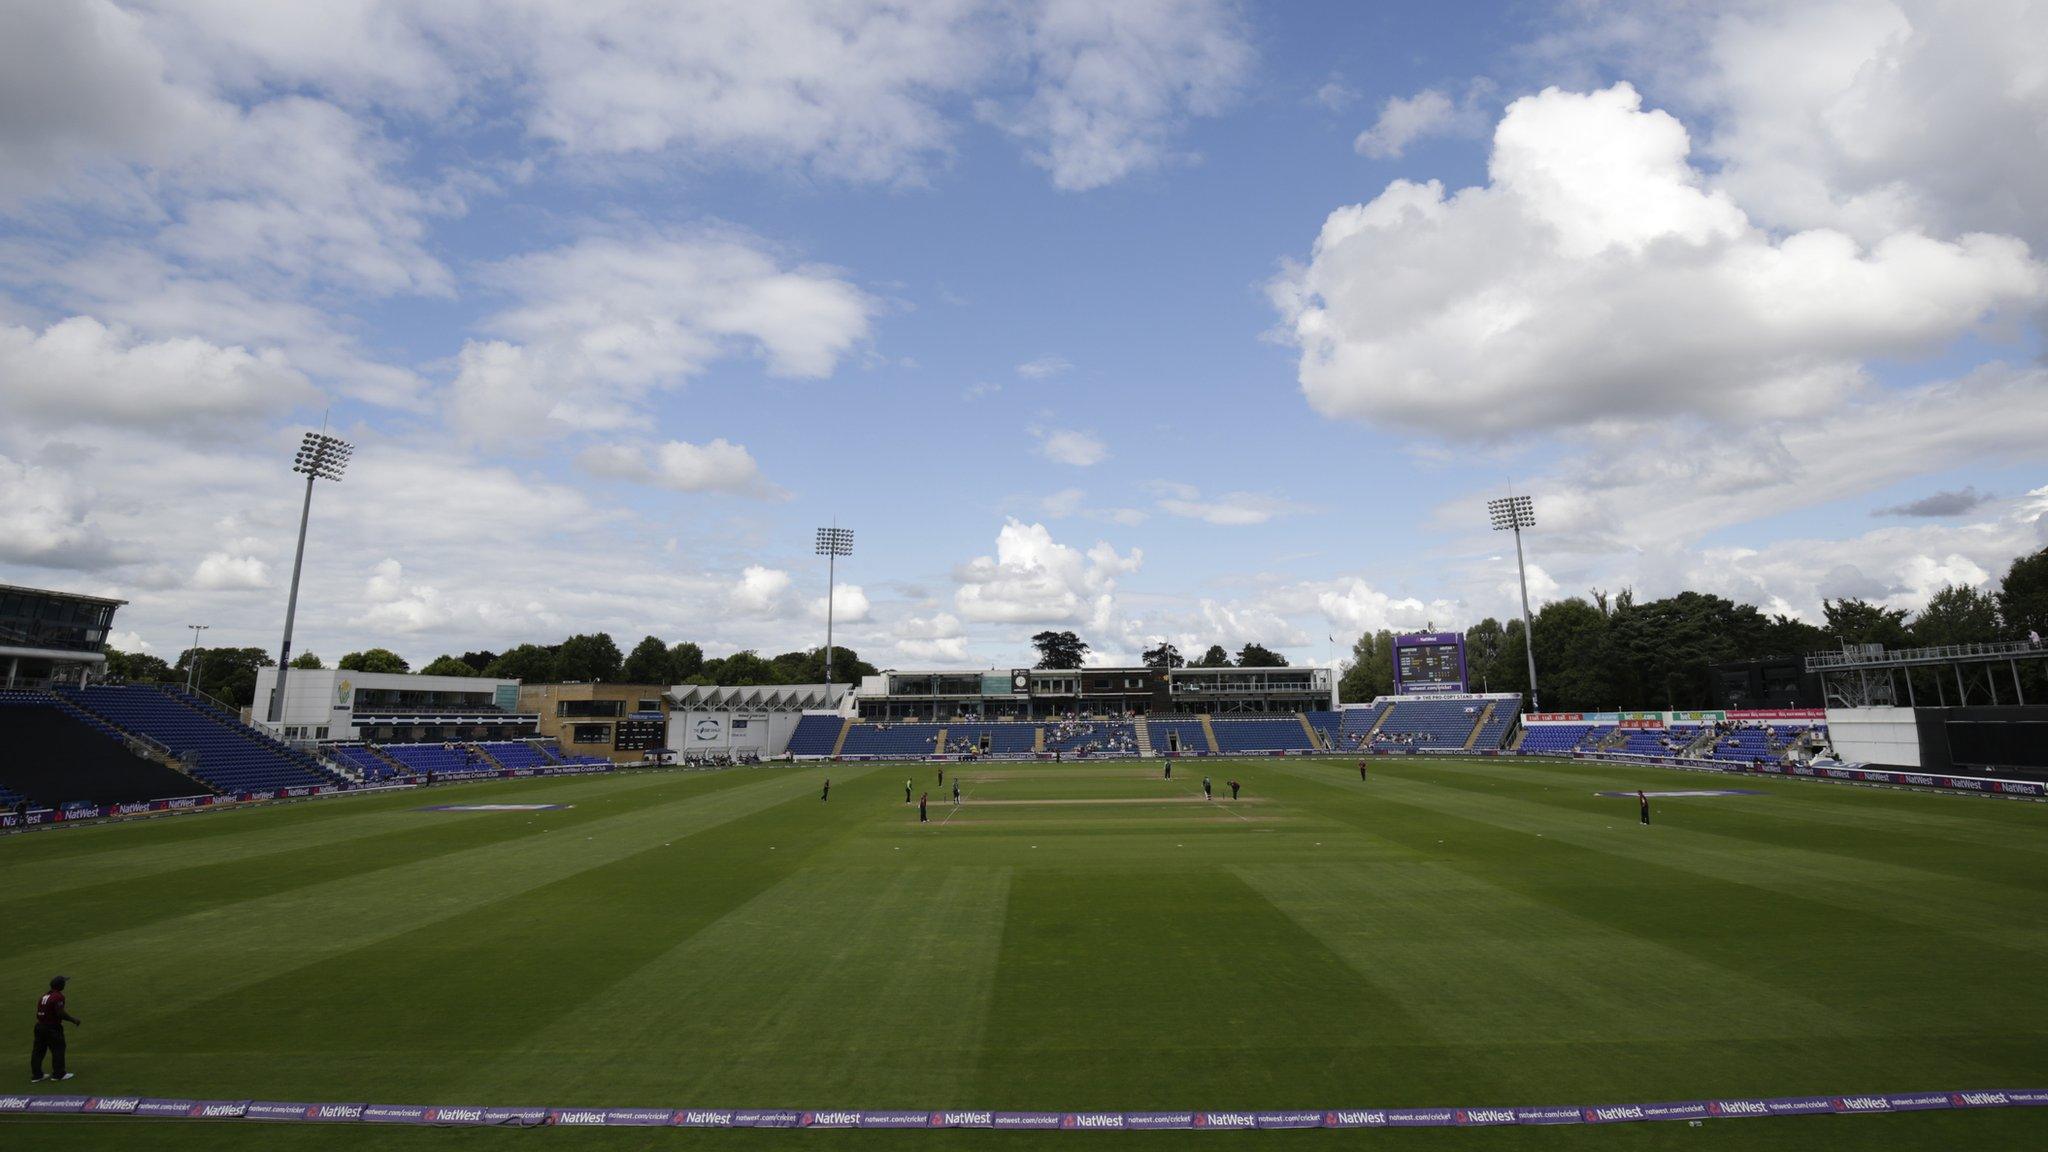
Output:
[1554, 752, 2044, 797]
[0, 763, 615, 830]
[5, 1090, 2042, 1128]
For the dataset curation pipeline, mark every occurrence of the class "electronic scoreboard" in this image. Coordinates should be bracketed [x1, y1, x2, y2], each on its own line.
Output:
[1392, 631, 1467, 694]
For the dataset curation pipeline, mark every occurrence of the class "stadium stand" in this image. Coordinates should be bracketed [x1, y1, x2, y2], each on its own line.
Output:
[328, 744, 399, 781]
[786, 714, 845, 757]
[944, 723, 1039, 754]
[57, 685, 340, 793]
[839, 723, 942, 757]
[1210, 717, 1316, 753]
[1302, 710, 1341, 749]
[1042, 720, 1136, 755]
[0, 696, 210, 807]
[478, 741, 554, 770]
[1517, 724, 1596, 753]
[376, 743, 495, 777]
[1333, 702, 1391, 749]
[1373, 697, 1485, 748]
[1471, 705, 1518, 750]
[1149, 717, 1211, 755]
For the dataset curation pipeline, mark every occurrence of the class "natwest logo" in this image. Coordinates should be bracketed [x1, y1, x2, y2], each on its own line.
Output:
[1584, 1106, 1644, 1122]
[1066, 1113, 1124, 1128]
[307, 1104, 365, 1120]
[679, 1110, 734, 1126]
[87, 1098, 141, 1113]
[1198, 1112, 1255, 1129]
[1835, 1097, 1890, 1112]
[1711, 1100, 1768, 1115]
[553, 1109, 607, 1125]
[425, 1107, 482, 1122]
[804, 1111, 859, 1127]
[1461, 1108, 1516, 1125]
[931, 1112, 991, 1126]
[1954, 1093, 2008, 1107]
[1329, 1110, 1388, 1126]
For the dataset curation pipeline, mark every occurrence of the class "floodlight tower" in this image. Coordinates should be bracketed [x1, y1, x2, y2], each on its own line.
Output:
[267, 431, 352, 724]
[815, 524, 855, 692]
[184, 624, 209, 692]
[1487, 494, 1541, 712]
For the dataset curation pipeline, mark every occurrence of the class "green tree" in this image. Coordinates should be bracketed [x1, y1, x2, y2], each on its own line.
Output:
[104, 648, 175, 682]
[702, 650, 776, 685]
[1606, 590, 1762, 709]
[1191, 644, 1232, 668]
[1235, 642, 1288, 667]
[289, 651, 324, 670]
[1338, 630, 1395, 703]
[668, 641, 704, 681]
[1495, 599, 1614, 712]
[1760, 613, 1829, 657]
[1031, 630, 1089, 669]
[458, 650, 497, 672]
[338, 648, 410, 674]
[418, 655, 480, 677]
[1823, 598, 1911, 649]
[554, 632, 623, 681]
[621, 635, 674, 683]
[484, 643, 558, 682]
[765, 645, 876, 685]
[178, 646, 273, 706]
[1912, 584, 2000, 647]
[1463, 618, 1506, 691]
[1141, 641, 1184, 669]
[1997, 547, 2048, 641]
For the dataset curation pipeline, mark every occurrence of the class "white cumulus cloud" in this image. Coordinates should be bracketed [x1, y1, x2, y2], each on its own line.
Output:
[1273, 82, 2045, 437]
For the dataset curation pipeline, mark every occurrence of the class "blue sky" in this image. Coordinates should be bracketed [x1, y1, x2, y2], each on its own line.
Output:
[2, 0, 2044, 671]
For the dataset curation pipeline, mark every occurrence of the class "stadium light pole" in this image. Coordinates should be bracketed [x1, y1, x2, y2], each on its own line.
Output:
[815, 524, 854, 693]
[184, 624, 209, 692]
[267, 431, 352, 725]
[1487, 494, 1541, 712]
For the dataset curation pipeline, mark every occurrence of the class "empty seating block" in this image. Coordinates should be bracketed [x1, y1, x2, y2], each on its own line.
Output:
[1210, 718, 1314, 752]
[786, 715, 845, 756]
[60, 686, 338, 794]
[478, 741, 553, 770]
[1150, 718, 1209, 754]
[839, 724, 943, 757]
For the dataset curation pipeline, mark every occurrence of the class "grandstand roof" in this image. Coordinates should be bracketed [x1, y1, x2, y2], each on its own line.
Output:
[667, 683, 848, 712]
[0, 583, 127, 607]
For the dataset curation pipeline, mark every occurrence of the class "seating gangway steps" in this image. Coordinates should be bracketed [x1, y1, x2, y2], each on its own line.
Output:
[1298, 713, 1325, 750]
[830, 717, 853, 758]
[1134, 717, 1154, 758]
[1462, 702, 1496, 750]
[1197, 714, 1220, 754]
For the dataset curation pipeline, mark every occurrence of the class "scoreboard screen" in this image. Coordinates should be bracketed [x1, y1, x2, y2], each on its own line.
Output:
[613, 714, 667, 751]
[1392, 632, 1467, 694]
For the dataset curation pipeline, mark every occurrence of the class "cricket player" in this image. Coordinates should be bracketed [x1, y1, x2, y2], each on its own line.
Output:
[821, 778, 830, 802]
[1638, 790, 1650, 825]
[1202, 775, 1212, 800]
[31, 976, 80, 1083]
[918, 792, 929, 823]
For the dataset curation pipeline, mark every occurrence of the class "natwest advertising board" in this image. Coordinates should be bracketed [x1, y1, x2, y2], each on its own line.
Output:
[1726, 709, 1825, 721]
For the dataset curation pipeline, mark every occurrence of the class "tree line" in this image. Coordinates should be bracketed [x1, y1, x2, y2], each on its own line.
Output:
[1338, 546, 2048, 710]
[1027, 631, 1291, 670]
[104, 634, 884, 706]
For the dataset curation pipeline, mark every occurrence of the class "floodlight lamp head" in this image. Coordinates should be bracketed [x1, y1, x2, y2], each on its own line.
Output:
[1486, 495, 1534, 531]
[814, 526, 855, 556]
[291, 431, 353, 482]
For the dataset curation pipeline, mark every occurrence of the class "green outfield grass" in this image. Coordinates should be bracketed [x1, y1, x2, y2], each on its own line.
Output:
[4, 756, 2047, 1149]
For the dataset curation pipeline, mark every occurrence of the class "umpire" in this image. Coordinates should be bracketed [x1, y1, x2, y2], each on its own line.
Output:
[32, 975, 80, 1083]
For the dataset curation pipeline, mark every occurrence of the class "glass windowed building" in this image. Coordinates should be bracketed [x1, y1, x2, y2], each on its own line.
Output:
[0, 583, 127, 687]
